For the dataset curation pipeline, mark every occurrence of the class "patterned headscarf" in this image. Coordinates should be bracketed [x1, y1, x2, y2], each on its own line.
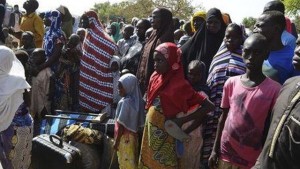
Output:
[43, 10, 63, 59]
[79, 10, 118, 112]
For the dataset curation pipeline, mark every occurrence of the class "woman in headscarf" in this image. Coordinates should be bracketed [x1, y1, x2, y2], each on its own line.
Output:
[181, 8, 227, 78]
[0, 46, 32, 169]
[139, 42, 214, 169]
[57, 5, 73, 38]
[78, 11, 117, 112]
[136, 7, 174, 95]
[38, 10, 66, 112]
[110, 22, 122, 43]
[191, 11, 206, 33]
[39, 10, 65, 73]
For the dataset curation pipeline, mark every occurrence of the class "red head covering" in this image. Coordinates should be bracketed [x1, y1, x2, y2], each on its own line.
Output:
[146, 42, 206, 118]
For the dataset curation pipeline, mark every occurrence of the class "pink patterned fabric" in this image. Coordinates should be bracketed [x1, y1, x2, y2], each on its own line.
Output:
[79, 11, 117, 112]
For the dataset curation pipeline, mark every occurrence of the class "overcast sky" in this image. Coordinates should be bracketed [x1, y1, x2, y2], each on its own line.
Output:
[6, 0, 273, 23]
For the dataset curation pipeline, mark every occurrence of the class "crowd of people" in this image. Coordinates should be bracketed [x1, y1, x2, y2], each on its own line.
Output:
[0, 0, 299, 168]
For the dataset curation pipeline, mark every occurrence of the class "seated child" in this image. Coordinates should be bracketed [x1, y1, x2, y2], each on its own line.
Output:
[29, 48, 52, 136]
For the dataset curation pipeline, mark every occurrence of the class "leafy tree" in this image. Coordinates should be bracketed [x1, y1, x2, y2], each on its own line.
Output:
[242, 17, 257, 31]
[293, 15, 300, 33]
[92, 0, 202, 24]
[282, 0, 300, 16]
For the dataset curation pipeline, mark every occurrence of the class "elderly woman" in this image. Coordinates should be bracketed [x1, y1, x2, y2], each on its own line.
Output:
[136, 7, 174, 95]
[78, 11, 117, 112]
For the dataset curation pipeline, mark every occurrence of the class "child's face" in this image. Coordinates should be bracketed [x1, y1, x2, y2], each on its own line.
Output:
[224, 27, 242, 52]
[188, 66, 202, 85]
[76, 30, 85, 42]
[153, 51, 169, 74]
[30, 52, 45, 65]
[67, 37, 79, 49]
[21, 34, 33, 48]
[118, 82, 126, 97]
[242, 37, 268, 71]
[123, 27, 133, 40]
[110, 61, 119, 72]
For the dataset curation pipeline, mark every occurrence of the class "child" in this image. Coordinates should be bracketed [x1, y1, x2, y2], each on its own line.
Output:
[103, 55, 122, 118]
[14, 50, 30, 82]
[113, 73, 145, 169]
[56, 34, 81, 111]
[209, 33, 281, 169]
[29, 48, 52, 136]
[203, 23, 246, 166]
[178, 60, 210, 169]
[19, 31, 36, 56]
[117, 25, 135, 56]
[76, 28, 86, 54]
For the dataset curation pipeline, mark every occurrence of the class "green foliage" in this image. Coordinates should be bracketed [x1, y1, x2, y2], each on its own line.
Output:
[92, 0, 200, 24]
[282, 0, 300, 16]
[242, 17, 257, 30]
[293, 15, 300, 33]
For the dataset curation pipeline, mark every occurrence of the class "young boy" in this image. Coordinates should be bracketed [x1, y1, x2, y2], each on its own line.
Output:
[208, 33, 281, 169]
[29, 48, 52, 136]
[56, 34, 81, 110]
[20, 31, 36, 56]
[178, 60, 210, 169]
[117, 25, 135, 56]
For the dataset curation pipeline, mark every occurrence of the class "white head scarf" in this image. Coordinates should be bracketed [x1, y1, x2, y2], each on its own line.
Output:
[115, 73, 145, 132]
[0, 46, 30, 132]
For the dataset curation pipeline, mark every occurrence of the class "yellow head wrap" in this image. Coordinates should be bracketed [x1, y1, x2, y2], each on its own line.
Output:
[191, 11, 206, 32]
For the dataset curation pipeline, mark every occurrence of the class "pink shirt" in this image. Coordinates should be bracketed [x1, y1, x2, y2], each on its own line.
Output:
[220, 76, 281, 168]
